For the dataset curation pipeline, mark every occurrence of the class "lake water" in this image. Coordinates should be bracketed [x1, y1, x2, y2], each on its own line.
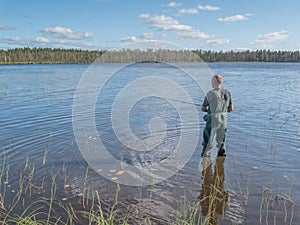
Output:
[0, 62, 299, 224]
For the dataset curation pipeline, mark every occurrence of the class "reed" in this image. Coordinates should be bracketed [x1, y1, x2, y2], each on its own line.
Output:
[0, 153, 297, 225]
[43, 132, 52, 166]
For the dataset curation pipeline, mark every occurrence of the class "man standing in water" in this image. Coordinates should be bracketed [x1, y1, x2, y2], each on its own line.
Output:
[201, 75, 234, 157]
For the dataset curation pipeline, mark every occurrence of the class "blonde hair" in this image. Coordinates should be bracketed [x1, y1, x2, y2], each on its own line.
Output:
[212, 74, 223, 88]
[213, 74, 223, 85]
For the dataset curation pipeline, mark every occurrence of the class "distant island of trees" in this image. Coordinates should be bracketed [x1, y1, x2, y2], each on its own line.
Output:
[0, 47, 300, 64]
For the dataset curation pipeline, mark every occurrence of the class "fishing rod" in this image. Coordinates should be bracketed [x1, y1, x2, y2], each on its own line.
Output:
[166, 98, 202, 107]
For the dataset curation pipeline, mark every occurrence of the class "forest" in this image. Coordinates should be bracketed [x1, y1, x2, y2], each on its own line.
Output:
[0, 47, 300, 64]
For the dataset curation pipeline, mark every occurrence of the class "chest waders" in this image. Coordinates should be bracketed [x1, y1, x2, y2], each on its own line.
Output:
[202, 89, 230, 157]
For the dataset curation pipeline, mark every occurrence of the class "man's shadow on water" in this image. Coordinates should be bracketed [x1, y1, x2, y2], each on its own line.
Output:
[199, 157, 229, 225]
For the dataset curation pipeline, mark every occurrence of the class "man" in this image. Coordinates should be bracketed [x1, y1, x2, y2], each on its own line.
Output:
[201, 74, 234, 157]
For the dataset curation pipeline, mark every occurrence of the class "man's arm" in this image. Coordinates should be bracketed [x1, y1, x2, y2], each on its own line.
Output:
[227, 91, 234, 112]
[202, 96, 209, 112]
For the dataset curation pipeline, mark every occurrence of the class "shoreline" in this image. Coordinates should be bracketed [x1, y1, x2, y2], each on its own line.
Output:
[1, 61, 300, 65]
[1, 48, 300, 64]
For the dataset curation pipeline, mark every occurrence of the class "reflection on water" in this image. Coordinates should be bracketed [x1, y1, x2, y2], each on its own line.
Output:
[0, 63, 300, 224]
[200, 157, 228, 225]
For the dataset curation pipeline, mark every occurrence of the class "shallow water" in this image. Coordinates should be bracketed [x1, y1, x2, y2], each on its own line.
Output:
[0, 62, 300, 224]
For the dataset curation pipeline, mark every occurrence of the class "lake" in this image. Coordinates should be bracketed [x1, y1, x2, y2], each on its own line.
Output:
[0, 62, 299, 224]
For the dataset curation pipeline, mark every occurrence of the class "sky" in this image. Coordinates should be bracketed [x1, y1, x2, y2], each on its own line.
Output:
[0, 0, 299, 51]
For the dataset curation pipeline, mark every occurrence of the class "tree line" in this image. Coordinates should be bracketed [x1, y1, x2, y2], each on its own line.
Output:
[0, 48, 104, 64]
[193, 49, 300, 62]
[1, 47, 300, 64]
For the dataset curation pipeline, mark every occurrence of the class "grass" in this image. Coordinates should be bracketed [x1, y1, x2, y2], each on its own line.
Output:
[0, 151, 297, 225]
[259, 186, 295, 225]
[0, 152, 204, 224]
[42, 132, 52, 167]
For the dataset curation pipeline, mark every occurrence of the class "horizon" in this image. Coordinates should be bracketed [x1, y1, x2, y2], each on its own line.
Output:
[1, 46, 300, 53]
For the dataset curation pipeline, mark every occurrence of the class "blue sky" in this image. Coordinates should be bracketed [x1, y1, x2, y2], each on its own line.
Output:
[0, 0, 299, 51]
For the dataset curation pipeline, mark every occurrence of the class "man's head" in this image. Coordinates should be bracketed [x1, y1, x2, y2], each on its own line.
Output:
[211, 74, 223, 88]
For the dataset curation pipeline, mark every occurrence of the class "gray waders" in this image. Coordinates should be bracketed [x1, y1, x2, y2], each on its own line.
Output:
[202, 89, 230, 157]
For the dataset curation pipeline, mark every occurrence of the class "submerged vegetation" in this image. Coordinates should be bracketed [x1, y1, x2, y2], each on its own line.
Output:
[0, 151, 296, 224]
[0, 153, 205, 225]
[1, 47, 300, 64]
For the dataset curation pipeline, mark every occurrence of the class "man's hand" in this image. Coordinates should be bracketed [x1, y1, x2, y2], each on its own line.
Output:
[228, 104, 234, 112]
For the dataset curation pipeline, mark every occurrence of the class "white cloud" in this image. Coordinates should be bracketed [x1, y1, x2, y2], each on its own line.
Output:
[0, 24, 7, 30]
[2, 36, 50, 46]
[34, 37, 50, 43]
[162, 2, 181, 7]
[198, 4, 220, 11]
[232, 47, 252, 52]
[0, 24, 14, 30]
[206, 39, 229, 46]
[178, 31, 210, 40]
[6, 37, 26, 43]
[178, 8, 198, 15]
[141, 33, 155, 39]
[121, 33, 156, 43]
[255, 31, 292, 44]
[253, 43, 274, 49]
[41, 26, 93, 39]
[121, 36, 139, 43]
[218, 14, 251, 22]
[139, 13, 150, 19]
[140, 14, 192, 31]
[1, 36, 101, 49]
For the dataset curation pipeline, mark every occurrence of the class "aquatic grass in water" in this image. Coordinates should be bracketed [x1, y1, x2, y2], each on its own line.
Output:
[259, 186, 295, 225]
[0, 153, 299, 224]
[0, 152, 191, 224]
